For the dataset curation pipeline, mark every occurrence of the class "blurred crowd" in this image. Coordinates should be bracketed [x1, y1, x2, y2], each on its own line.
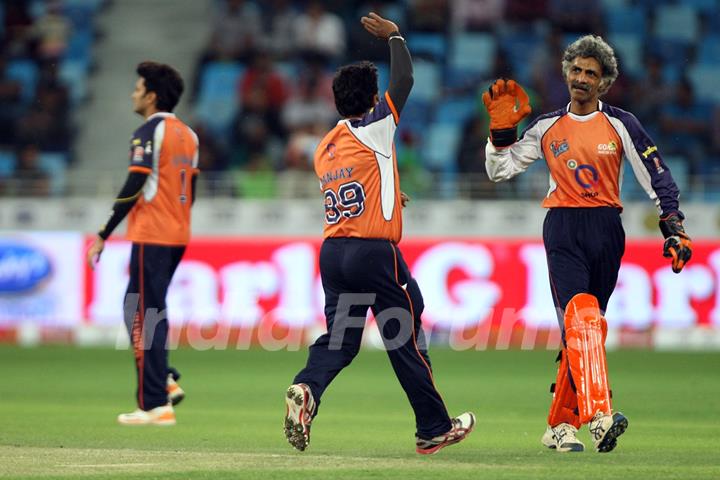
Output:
[191, 0, 720, 200]
[0, 0, 101, 196]
[1, 0, 719, 200]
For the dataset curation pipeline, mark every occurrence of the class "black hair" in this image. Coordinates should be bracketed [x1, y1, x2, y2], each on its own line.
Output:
[136, 61, 184, 112]
[332, 61, 378, 118]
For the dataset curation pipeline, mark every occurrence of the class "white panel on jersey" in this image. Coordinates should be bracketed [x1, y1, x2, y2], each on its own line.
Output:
[144, 119, 165, 202]
[485, 116, 556, 182]
[374, 151, 395, 221]
[189, 127, 200, 169]
[344, 114, 396, 158]
[605, 114, 661, 212]
[546, 172, 558, 198]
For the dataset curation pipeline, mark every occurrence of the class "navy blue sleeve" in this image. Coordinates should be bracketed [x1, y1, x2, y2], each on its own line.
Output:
[128, 118, 162, 171]
[605, 105, 683, 218]
[387, 35, 413, 115]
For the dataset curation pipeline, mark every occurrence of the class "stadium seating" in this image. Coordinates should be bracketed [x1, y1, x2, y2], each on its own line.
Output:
[697, 36, 720, 66]
[407, 33, 446, 62]
[3, 0, 719, 199]
[423, 123, 462, 171]
[498, 31, 543, 85]
[38, 152, 68, 196]
[449, 33, 496, 76]
[0, 151, 16, 178]
[409, 60, 441, 103]
[59, 59, 89, 105]
[607, 34, 643, 77]
[653, 4, 699, 44]
[687, 65, 720, 103]
[6, 60, 39, 105]
[604, 5, 646, 34]
[433, 96, 479, 127]
[195, 62, 245, 136]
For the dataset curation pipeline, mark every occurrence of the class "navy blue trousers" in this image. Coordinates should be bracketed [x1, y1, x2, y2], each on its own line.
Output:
[124, 243, 185, 411]
[543, 207, 625, 330]
[294, 238, 452, 439]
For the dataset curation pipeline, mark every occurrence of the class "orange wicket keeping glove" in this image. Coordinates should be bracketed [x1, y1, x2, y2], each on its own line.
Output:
[482, 79, 532, 147]
[659, 213, 692, 273]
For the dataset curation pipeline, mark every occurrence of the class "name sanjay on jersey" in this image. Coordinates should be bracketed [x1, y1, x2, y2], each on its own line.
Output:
[319, 167, 354, 187]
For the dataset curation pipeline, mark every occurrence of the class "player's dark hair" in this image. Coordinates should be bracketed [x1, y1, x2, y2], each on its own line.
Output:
[332, 61, 378, 118]
[136, 61, 184, 112]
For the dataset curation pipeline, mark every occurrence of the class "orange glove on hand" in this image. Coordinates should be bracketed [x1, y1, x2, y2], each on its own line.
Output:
[482, 79, 532, 147]
[659, 213, 692, 273]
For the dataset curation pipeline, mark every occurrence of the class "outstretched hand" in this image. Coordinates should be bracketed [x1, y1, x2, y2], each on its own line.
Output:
[482, 79, 532, 130]
[482, 78, 532, 147]
[361, 12, 399, 40]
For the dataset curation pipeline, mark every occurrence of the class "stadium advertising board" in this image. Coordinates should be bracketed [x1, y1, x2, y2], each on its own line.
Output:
[83, 237, 720, 349]
[0, 232, 84, 327]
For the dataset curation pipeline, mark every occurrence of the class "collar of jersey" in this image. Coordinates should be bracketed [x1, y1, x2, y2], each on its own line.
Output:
[147, 112, 176, 121]
[565, 100, 603, 122]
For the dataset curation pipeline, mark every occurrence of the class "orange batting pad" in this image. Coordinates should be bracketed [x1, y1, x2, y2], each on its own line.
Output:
[547, 349, 580, 429]
[564, 293, 612, 424]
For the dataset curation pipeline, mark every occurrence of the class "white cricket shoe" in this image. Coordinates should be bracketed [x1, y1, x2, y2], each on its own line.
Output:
[589, 411, 628, 452]
[167, 374, 185, 406]
[117, 403, 176, 426]
[415, 412, 476, 455]
[284, 384, 316, 451]
[541, 423, 584, 452]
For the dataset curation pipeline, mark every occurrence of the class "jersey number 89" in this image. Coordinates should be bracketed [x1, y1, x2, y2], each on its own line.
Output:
[324, 181, 366, 224]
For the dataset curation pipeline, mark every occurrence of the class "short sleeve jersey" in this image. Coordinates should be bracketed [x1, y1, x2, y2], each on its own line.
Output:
[314, 92, 403, 243]
[126, 112, 199, 246]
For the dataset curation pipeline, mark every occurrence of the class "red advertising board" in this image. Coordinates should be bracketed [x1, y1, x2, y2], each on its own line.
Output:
[84, 237, 720, 349]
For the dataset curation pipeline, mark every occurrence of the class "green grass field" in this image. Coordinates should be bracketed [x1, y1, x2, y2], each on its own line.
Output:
[0, 346, 718, 479]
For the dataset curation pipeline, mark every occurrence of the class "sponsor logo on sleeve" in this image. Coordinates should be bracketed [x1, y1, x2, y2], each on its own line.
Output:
[653, 158, 665, 174]
[641, 145, 658, 159]
[132, 146, 145, 162]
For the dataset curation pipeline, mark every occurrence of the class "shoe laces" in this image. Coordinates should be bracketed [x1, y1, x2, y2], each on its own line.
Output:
[589, 414, 607, 439]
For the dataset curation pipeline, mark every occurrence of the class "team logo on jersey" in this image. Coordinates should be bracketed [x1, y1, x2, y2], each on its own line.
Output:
[654, 158, 665, 174]
[574, 164, 599, 189]
[550, 139, 569, 158]
[597, 141, 618, 155]
[144, 141, 153, 155]
[327, 143, 336, 159]
[566, 159, 578, 170]
[132, 146, 144, 162]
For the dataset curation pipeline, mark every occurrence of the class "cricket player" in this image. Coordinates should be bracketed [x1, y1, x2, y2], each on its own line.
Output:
[482, 35, 692, 452]
[283, 13, 475, 455]
[87, 61, 199, 425]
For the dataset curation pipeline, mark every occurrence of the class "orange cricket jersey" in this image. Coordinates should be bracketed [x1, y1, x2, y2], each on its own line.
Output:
[485, 101, 681, 216]
[540, 111, 623, 209]
[315, 92, 403, 243]
[126, 112, 199, 246]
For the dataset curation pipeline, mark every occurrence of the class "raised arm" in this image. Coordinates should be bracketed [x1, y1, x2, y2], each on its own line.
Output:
[361, 12, 413, 113]
[482, 78, 536, 182]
